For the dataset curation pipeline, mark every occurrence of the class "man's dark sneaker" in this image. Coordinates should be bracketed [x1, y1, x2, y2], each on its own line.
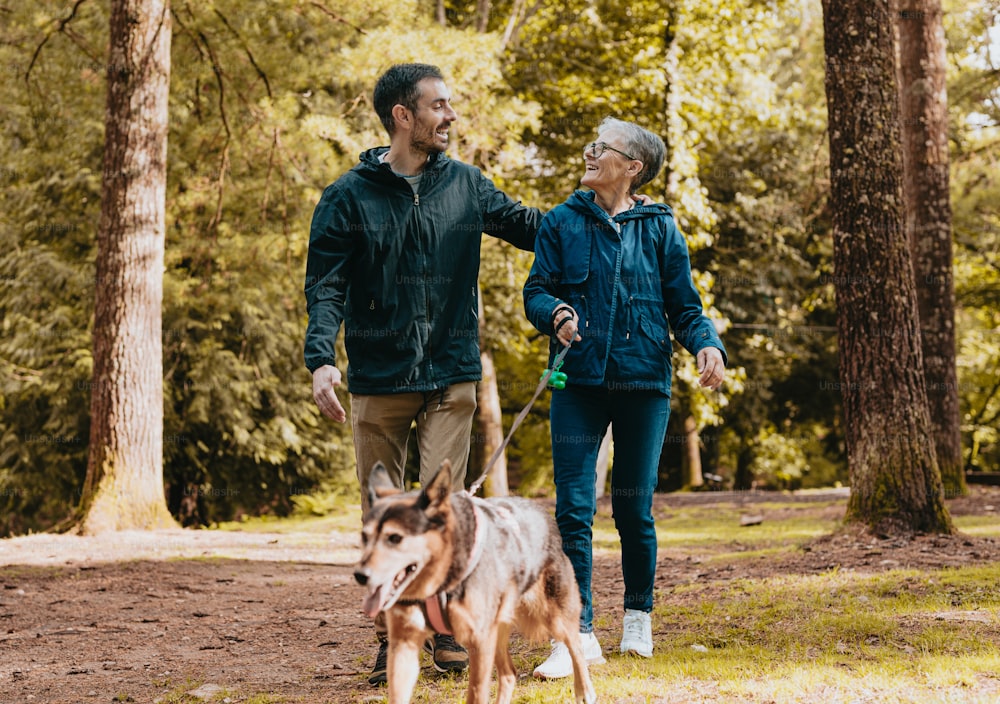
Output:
[430, 633, 468, 673]
[368, 635, 388, 686]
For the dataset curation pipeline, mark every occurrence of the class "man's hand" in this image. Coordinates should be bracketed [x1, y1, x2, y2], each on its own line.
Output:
[312, 364, 347, 422]
[552, 305, 581, 347]
[696, 347, 725, 390]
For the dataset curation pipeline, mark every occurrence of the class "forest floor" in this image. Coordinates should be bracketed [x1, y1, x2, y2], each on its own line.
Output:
[1, 486, 999, 704]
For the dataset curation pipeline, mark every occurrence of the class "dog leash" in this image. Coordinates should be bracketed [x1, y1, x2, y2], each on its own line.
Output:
[467, 341, 572, 496]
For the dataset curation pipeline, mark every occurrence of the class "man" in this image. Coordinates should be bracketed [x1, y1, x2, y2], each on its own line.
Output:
[304, 63, 541, 685]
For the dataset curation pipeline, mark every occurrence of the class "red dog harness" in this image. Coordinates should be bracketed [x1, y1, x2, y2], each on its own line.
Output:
[423, 501, 485, 635]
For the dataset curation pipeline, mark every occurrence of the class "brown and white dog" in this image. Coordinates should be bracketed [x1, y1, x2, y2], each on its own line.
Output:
[354, 460, 597, 704]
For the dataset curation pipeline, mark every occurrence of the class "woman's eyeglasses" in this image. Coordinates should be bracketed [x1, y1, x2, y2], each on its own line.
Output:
[584, 141, 637, 160]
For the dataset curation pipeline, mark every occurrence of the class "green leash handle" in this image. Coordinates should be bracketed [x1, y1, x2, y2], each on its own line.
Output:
[468, 341, 572, 496]
[541, 343, 570, 390]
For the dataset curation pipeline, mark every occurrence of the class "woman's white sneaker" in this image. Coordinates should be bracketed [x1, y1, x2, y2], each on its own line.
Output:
[532, 632, 606, 679]
[620, 609, 653, 658]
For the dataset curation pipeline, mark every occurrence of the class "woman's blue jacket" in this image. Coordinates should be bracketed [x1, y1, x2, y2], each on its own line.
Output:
[523, 190, 726, 395]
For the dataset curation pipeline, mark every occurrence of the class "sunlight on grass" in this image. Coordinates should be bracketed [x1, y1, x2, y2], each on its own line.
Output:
[367, 561, 1000, 704]
[504, 649, 1000, 704]
[213, 508, 362, 535]
[592, 502, 840, 556]
[954, 514, 1000, 538]
[581, 500, 989, 703]
[187, 493, 1000, 702]
[657, 503, 840, 546]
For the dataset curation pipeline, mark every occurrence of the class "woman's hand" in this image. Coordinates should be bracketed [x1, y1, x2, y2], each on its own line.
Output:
[552, 305, 581, 347]
[696, 347, 725, 390]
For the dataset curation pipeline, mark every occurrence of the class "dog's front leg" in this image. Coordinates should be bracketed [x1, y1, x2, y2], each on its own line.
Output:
[386, 610, 425, 704]
[463, 631, 497, 704]
[386, 638, 421, 704]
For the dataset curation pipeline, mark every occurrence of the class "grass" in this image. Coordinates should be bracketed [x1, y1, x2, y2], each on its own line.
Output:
[367, 500, 1000, 704]
[213, 509, 362, 535]
[393, 565, 1000, 704]
[199, 496, 1000, 703]
[153, 681, 288, 703]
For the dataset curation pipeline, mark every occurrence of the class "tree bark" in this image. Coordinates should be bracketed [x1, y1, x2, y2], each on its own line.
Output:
[474, 288, 509, 497]
[681, 415, 704, 488]
[821, 0, 952, 535]
[661, 11, 677, 201]
[595, 427, 611, 498]
[78, 0, 175, 534]
[897, 0, 966, 498]
[475, 347, 509, 497]
[475, 0, 491, 33]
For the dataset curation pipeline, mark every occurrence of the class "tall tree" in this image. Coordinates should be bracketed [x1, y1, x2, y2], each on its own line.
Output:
[465, 5, 510, 497]
[474, 287, 509, 496]
[897, 0, 966, 498]
[821, 0, 952, 535]
[77, 0, 175, 533]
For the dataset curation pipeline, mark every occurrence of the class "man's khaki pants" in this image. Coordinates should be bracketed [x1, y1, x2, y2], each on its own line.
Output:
[351, 382, 477, 517]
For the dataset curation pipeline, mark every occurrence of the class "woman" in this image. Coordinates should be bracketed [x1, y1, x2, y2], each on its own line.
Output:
[523, 117, 727, 678]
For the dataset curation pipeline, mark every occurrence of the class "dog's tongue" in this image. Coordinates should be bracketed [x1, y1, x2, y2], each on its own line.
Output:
[362, 585, 388, 619]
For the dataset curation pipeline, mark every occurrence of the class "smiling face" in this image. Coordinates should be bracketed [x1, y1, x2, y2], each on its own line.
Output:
[353, 462, 455, 618]
[356, 511, 438, 618]
[580, 127, 638, 195]
[407, 77, 457, 155]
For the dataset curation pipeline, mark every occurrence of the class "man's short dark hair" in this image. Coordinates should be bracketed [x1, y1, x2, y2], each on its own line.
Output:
[373, 63, 445, 135]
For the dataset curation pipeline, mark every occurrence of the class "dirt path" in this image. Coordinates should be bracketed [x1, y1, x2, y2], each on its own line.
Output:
[2, 488, 998, 703]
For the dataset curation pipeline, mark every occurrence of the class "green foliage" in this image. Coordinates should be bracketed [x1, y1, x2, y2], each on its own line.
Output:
[946, 0, 1000, 473]
[702, 1, 846, 489]
[0, 0, 555, 533]
[0, 2, 110, 534]
[745, 425, 808, 489]
[1, 0, 997, 533]
[503, 0, 753, 483]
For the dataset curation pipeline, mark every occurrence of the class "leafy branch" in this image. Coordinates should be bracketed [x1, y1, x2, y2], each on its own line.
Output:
[25, 0, 92, 84]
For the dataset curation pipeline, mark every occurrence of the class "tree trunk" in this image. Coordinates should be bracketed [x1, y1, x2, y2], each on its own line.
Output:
[595, 427, 611, 498]
[661, 11, 677, 201]
[681, 415, 704, 488]
[77, 0, 175, 534]
[897, 0, 966, 498]
[475, 0, 491, 33]
[821, 0, 952, 536]
[733, 439, 754, 491]
[474, 289, 508, 497]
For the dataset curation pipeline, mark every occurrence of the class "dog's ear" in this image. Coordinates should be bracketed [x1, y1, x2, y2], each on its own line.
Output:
[418, 459, 452, 518]
[368, 462, 401, 506]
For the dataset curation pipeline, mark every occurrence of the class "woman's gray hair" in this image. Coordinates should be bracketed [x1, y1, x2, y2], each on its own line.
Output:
[598, 117, 665, 193]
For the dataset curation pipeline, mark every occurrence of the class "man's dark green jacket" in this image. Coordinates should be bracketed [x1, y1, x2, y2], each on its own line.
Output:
[304, 147, 540, 394]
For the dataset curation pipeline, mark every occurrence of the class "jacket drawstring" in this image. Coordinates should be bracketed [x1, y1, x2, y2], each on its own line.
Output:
[419, 387, 447, 419]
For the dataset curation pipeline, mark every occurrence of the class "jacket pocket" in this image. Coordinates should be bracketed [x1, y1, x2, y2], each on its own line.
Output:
[638, 310, 671, 355]
[560, 244, 591, 285]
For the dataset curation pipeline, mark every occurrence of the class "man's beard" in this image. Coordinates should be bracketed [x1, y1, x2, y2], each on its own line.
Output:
[411, 123, 448, 154]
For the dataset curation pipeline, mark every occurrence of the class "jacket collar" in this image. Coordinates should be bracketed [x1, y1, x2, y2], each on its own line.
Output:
[358, 146, 450, 179]
[568, 189, 672, 223]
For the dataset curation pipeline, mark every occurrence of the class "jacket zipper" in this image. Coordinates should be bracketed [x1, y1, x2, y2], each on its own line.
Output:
[413, 184, 432, 379]
[626, 295, 633, 340]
